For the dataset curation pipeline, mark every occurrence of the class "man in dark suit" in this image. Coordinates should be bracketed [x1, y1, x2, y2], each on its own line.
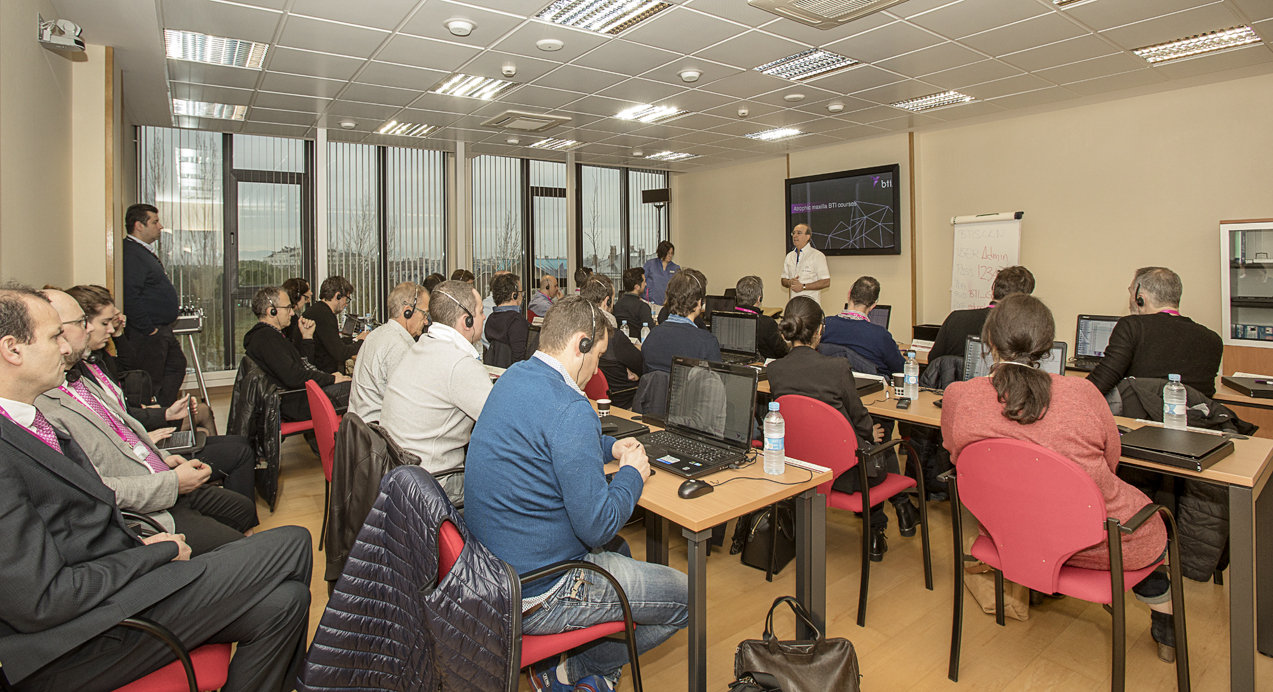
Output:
[0, 285, 312, 692]
[303, 275, 366, 375]
[120, 203, 186, 406]
[928, 265, 1035, 361]
[733, 275, 789, 360]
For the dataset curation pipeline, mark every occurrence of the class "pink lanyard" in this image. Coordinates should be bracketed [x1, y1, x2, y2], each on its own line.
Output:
[86, 363, 125, 409]
[840, 310, 869, 321]
[1158, 309, 1181, 316]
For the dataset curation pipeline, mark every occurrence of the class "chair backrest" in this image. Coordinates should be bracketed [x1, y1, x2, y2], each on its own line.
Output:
[631, 370, 669, 418]
[955, 438, 1109, 594]
[816, 342, 879, 376]
[484, 339, 514, 369]
[305, 380, 340, 481]
[774, 395, 861, 500]
[439, 519, 464, 580]
[584, 369, 610, 400]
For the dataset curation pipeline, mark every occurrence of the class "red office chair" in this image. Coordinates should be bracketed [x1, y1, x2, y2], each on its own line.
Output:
[945, 439, 1189, 692]
[109, 619, 231, 692]
[437, 521, 644, 691]
[306, 380, 341, 550]
[775, 394, 932, 627]
[584, 370, 610, 401]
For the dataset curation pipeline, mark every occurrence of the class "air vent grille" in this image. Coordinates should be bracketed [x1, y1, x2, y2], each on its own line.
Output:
[481, 110, 573, 132]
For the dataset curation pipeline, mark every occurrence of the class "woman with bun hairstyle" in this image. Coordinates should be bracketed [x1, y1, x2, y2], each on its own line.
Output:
[766, 296, 918, 562]
[941, 293, 1176, 662]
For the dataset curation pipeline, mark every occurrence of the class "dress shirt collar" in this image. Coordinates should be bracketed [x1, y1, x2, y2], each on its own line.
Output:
[0, 397, 36, 429]
[666, 314, 695, 326]
[532, 351, 587, 398]
[127, 234, 159, 257]
[425, 323, 479, 360]
[493, 305, 521, 314]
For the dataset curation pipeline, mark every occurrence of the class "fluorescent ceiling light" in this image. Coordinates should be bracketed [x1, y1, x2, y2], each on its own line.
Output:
[1133, 26, 1262, 64]
[377, 121, 436, 137]
[536, 0, 673, 36]
[646, 151, 697, 161]
[164, 29, 268, 69]
[1051, 0, 1094, 6]
[172, 99, 247, 120]
[430, 74, 519, 100]
[744, 127, 804, 142]
[892, 90, 974, 112]
[756, 48, 860, 81]
[615, 104, 688, 124]
[528, 138, 582, 150]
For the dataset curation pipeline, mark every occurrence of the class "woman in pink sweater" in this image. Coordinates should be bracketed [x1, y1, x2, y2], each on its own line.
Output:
[941, 293, 1176, 663]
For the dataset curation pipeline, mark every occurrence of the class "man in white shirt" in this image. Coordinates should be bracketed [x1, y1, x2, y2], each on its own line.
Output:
[348, 281, 429, 423]
[380, 281, 491, 505]
[782, 223, 831, 306]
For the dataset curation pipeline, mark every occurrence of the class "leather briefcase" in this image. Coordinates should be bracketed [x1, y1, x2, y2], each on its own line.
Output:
[734, 596, 861, 692]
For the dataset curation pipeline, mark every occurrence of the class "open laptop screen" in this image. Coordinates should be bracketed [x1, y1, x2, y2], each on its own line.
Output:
[963, 336, 1067, 380]
[710, 312, 758, 355]
[1076, 315, 1119, 358]
[868, 305, 891, 329]
[666, 357, 757, 448]
[704, 295, 736, 316]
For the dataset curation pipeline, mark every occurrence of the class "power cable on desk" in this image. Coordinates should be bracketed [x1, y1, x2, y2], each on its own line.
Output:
[713, 450, 815, 487]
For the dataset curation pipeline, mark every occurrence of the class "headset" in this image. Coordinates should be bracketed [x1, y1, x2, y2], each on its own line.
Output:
[266, 295, 280, 318]
[402, 294, 418, 320]
[580, 301, 598, 354]
[437, 290, 474, 329]
[1134, 283, 1145, 309]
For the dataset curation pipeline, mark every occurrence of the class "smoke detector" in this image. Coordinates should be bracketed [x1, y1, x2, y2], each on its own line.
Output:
[506, 137, 520, 145]
[445, 19, 474, 36]
[783, 93, 805, 102]
[340, 120, 357, 129]
[679, 69, 701, 83]
[827, 103, 844, 113]
[537, 38, 565, 51]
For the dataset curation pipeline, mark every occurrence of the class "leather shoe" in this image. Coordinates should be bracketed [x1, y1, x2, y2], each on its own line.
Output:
[869, 528, 887, 562]
[894, 499, 919, 537]
[1151, 610, 1177, 663]
[926, 490, 949, 502]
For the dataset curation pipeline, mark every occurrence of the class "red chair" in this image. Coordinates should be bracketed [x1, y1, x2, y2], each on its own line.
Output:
[584, 369, 610, 401]
[775, 394, 932, 627]
[945, 439, 1189, 691]
[306, 380, 341, 549]
[437, 521, 644, 691]
[109, 618, 232, 692]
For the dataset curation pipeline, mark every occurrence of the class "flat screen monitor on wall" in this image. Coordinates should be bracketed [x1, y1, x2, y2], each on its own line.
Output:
[785, 164, 901, 256]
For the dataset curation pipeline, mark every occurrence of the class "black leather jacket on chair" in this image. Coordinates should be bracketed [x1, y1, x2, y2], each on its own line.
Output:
[226, 356, 282, 510]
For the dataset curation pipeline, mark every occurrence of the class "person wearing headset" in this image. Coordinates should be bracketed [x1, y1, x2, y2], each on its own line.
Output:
[641, 268, 721, 374]
[348, 282, 430, 424]
[1087, 266, 1223, 397]
[465, 295, 686, 692]
[242, 286, 351, 422]
[379, 280, 490, 506]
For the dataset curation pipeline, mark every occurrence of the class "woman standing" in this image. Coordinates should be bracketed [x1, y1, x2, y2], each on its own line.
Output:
[642, 240, 679, 315]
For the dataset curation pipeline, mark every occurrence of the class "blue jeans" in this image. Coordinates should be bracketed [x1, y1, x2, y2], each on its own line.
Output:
[522, 551, 688, 683]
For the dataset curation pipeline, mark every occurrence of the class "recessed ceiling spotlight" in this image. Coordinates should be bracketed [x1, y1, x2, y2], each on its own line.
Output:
[340, 120, 357, 129]
[430, 73, 519, 100]
[1133, 25, 1262, 64]
[646, 151, 697, 161]
[783, 93, 805, 102]
[892, 90, 974, 112]
[445, 19, 474, 36]
[757, 48, 860, 82]
[506, 137, 520, 145]
[537, 0, 672, 35]
[529, 138, 582, 150]
[827, 103, 844, 113]
[377, 120, 436, 137]
[172, 98, 246, 120]
[745, 127, 804, 141]
[615, 104, 688, 124]
[536, 38, 565, 51]
[632, 150, 644, 157]
[738, 107, 749, 118]
[679, 69, 701, 83]
[164, 29, 268, 69]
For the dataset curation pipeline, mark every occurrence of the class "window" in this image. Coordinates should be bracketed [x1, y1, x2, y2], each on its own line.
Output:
[530, 160, 567, 292]
[386, 148, 447, 294]
[471, 156, 525, 300]
[577, 165, 669, 285]
[327, 142, 380, 319]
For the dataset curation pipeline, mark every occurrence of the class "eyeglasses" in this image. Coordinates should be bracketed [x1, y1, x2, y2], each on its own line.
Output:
[62, 316, 89, 330]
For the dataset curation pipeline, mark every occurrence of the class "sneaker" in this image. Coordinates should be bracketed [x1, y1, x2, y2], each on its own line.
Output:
[573, 675, 613, 692]
[528, 660, 572, 692]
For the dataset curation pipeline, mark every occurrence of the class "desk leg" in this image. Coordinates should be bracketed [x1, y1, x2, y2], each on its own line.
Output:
[645, 512, 669, 566]
[794, 488, 827, 639]
[1231, 484, 1256, 692]
[1257, 478, 1273, 658]
[683, 526, 711, 692]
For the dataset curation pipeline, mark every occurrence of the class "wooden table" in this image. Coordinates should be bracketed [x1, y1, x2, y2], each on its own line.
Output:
[860, 388, 1273, 692]
[601, 405, 832, 692]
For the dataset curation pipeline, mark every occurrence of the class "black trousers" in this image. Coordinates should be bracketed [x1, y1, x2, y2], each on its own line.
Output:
[198, 435, 257, 503]
[15, 526, 313, 692]
[124, 325, 187, 407]
[170, 485, 258, 556]
[280, 380, 351, 422]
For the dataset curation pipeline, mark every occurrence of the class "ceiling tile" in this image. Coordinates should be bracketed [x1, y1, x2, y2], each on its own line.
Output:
[908, 0, 1049, 39]
[356, 61, 448, 91]
[398, 108, 476, 128]
[694, 30, 810, 69]
[747, 83, 841, 108]
[571, 40, 679, 74]
[325, 100, 408, 120]
[400, 1, 528, 47]
[533, 64, 628, 92]
[667, 129, 734, 144]
[920, 59, 1023, 88]
[562, 114, 647, 133]
[266, 46, 365, 80]
[277, 14, 390, 57]
[662, 88, 737, 112]
[790, 116, 866, 134]
[961, 73, 1053, 99]
[241, 121, 311, 137]
[1033, 53, 1145, 84]
[708, 119, 784, 136]
[167, 60, 263, 89]
[169, 82, 255, 105]
[598, 132, 665, 147]
[892, 0, 961, 18]
[1063, 67, 1169, 95]
[248, 107, 319, 125]
[959, 12, 1089, 57]
[500, 84, 588, 110]
[414, 126, 484, 142]
[628, 123, 694, 139]
[840, 104, 907, 122]
[376, 35, 483, 72]
[804, 64, 905, 95]
[1100, 3, 1245, 51]
[661, 112, 734, 130]
[551, 125, 620, 142]
[999, 35, 1120, 72]
[404, 92, 491, 115]
[639, 58, 744, 88]
[852, 78, 945, 103]
[622, 7, 747, 55]
[823, 21, 944, 62]
[871, 113, 943, 130]
[1233, 0, 1273, 22]
[463, 50, 562, 82]
[1062, 0, 1219, 33]
[458, 0, 554, 18]
[490, 22, 610, 62]
[161, 0, 281, 43]
[1150, 42, 1273, 79]
[744, 108, 821, 127]
[818, 123, 889, 140]
[339, 82, 422, 106]
[873, 41, 984, 77]
[789, 94, 875, 115]
[289, 0, 418, 31]
[923, 99, 1004, 120]
[253, 91, 331, 112]
[756, 13, 895, 46]
[260, 71, 346, 98]
[684, 0, 775, 26]
[986, 86, 1080, 110]
[697, 69, 791, 98]
[598, 78, 686, 103]
[702, 99, 783, 118]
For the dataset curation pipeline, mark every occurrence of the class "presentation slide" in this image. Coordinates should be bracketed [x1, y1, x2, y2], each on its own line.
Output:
[786, 164, 900, 256]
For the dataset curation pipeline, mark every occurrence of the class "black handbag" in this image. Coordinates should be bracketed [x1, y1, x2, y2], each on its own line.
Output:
[734, 597, 861, 692]
[740, 499, 795, 580]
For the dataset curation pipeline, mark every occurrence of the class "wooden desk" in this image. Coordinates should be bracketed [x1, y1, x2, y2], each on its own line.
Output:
[602, 405, 831, 692]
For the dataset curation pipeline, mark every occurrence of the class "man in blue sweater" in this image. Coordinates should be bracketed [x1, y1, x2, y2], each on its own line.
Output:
[466, 296, 688, 692]
[821, 276, 905, 376]
[120, 203, 187, 406]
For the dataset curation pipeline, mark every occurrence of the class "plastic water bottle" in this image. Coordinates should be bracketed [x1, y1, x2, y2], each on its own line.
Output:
[640, 322, 651, 343]
[619, 320, 629, 342]
[1164, 374, 1187, 430]
[763, 402, 785, 475]
[903, 350, 920, 400]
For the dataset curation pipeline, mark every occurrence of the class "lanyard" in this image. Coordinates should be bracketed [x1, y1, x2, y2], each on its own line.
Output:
[1158, 309, 1181, 316]
[840, 310, 869, 321]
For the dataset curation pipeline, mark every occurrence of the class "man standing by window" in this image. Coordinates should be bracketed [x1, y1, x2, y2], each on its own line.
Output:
[120, 204, 186, 407]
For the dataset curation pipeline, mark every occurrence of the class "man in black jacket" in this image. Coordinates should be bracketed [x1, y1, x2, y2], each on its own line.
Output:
[484, 273, 530, 363]
[0, 285, 312, 692]
[303, 276, 366, 375]
[928, 265, 1035, 360]
[614, 267, 654, 339]
[244, 286, 351, 421]
[1088, 266, 1223, 397]
[733, 275, 789, 360]
[120, 204, 186, 406]
[582, 275, 644, 408]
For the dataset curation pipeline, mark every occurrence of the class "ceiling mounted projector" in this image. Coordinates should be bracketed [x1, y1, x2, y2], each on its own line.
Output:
[38, 16, 85, 52]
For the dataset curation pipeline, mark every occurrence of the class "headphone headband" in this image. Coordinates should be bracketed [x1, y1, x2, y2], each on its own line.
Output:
[437, 289, 475, 329]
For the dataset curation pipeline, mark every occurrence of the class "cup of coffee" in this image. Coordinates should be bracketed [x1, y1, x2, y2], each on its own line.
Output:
[597, 399, 611, 419]
[892, 373, 905, 398]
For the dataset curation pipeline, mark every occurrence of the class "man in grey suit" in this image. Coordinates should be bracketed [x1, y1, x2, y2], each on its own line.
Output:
[37, 290, 255, 556]
[0, 285, 312, 692]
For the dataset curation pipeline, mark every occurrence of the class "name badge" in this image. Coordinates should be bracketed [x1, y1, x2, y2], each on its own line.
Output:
[133, 443, 150, 461]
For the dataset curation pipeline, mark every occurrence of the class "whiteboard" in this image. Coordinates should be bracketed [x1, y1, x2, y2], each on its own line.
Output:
[950, 213, 1022, 311]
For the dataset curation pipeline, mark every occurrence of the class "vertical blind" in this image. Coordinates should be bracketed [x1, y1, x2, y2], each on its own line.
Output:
[530, 160, 567, 292]
[580, 165, 623, 285]
[628, 168, 669, 275]
[385, 147, 447, 299]
[471, 155, 524, 300]
[327, 141, 381, 320]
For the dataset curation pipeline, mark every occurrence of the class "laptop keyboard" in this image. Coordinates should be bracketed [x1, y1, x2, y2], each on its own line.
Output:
[643, 431, 735, 462]
[160, 430, 195, 449]
[720, 353, 756, 364]
[1071, 358, 1101, 371]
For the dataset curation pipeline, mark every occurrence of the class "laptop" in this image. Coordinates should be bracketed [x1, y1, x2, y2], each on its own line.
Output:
[1222, 376, 1273, 399]
[1118, 425, 1234, 472]
[962, 335, 1068, 381]
[703, 295, 736, 326]
[340, 314, 364, 337]
[157, 396, 203, 454]
[868, 304, 891, 330]
[1070, 314, 1120, 371]
[711, 310, 759, 364]
[637, 356, 759, 479]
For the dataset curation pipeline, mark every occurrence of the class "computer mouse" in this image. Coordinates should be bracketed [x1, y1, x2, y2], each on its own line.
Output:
[678, 479, 714, 499]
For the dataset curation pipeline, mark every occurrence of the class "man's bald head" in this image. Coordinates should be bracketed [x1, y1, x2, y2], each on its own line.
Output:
[41, 290, 89, 365]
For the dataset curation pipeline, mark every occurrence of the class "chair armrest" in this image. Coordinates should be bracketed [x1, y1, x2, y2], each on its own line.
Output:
[1116, 503, 1173, 535]
[520, 560, 634, 613]
[118, 616, 198, 692]
[279, 388, 306, 396]
[937, 469, 956, 483]
[121, 511, 168, 537]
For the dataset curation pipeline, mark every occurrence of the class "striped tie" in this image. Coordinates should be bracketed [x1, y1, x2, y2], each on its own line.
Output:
[67, 380, 169, 474]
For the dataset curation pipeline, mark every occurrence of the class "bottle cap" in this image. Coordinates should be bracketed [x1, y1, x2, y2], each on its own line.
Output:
[907, 350, 916, 358]
[1169, 374, 1181, 382]
[769, 401, 780, 411]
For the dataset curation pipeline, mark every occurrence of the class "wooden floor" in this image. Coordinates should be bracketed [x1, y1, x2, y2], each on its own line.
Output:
[207, 390, 1271, 691]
